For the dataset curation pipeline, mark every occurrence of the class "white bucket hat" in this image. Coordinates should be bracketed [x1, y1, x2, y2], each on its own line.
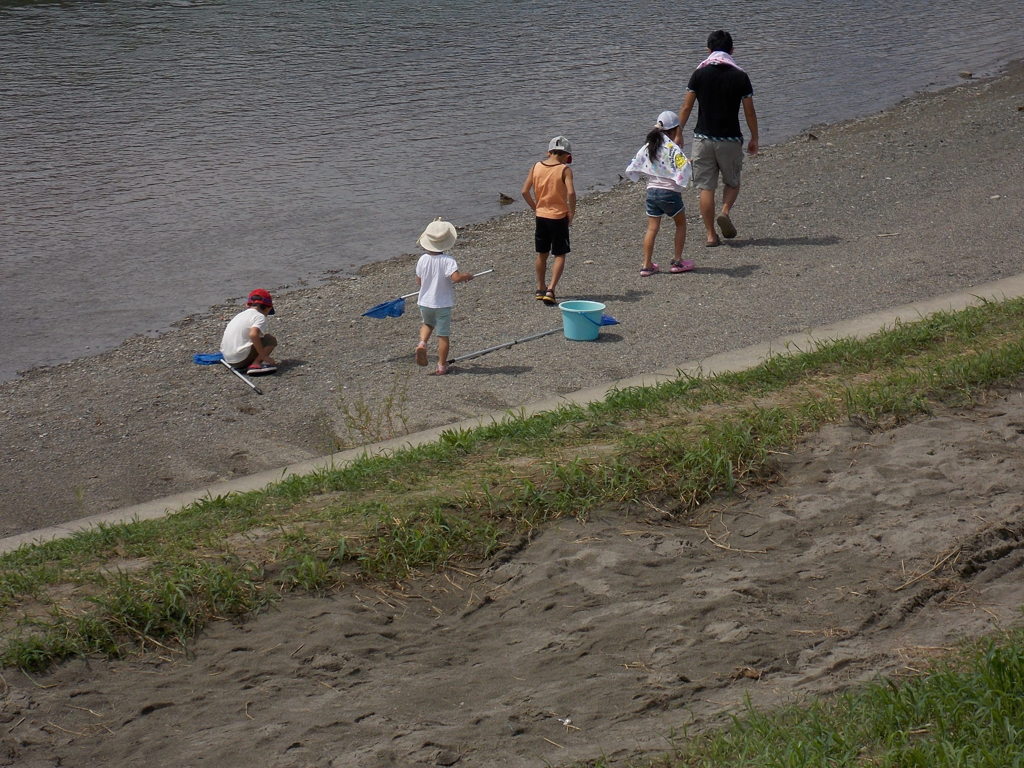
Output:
[655, 110, 680, 130]
[418, 219, 458, 252]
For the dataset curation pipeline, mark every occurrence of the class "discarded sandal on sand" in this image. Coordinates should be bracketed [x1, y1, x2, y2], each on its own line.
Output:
[639, 263, 660, 277]
[415, 343, 428, 366]
[716, 213, 737, 239]
[670, 259, 695, 273]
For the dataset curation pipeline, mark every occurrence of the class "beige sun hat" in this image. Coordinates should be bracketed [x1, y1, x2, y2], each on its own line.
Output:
[418, 218, 458, 252]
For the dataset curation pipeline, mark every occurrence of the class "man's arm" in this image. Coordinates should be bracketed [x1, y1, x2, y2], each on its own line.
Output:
[742, 96, 759, 154]
[678, 91, 697, 135]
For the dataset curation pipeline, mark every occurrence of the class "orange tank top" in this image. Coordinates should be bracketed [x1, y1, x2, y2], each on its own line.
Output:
[531, 161, 569, 219]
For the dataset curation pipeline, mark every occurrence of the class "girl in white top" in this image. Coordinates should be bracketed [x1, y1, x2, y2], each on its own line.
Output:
[625, 110, 694, 276]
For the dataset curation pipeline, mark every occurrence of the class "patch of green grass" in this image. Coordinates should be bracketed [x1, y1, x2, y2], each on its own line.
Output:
[3, 298, 1024, 671]
[3, 559, 268, 671]
[662, 631, 1024, 768]
[359, 506, 500, 581]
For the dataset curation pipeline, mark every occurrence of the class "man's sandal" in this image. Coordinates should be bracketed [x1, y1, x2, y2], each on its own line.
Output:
[716, 213, 737, 239]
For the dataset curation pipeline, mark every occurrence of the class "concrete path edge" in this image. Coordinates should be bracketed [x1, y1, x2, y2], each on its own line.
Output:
[5, 273, 1024, 555]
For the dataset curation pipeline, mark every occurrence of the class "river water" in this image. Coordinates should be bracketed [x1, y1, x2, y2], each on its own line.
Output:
[3, 0, 1023, 380]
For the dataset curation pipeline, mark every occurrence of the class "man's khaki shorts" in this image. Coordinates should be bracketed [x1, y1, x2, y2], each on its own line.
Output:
[691, 138, 744, 190]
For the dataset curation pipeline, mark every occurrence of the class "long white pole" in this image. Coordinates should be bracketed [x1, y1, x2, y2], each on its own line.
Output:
[220, 358, 263, 395]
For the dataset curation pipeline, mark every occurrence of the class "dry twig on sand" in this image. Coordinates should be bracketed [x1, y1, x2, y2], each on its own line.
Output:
[45, 721, 86, 737]
[21, 669, 58, 689]
[66, 704, 104, 718]
[892, 547, 961, 591]
[703, 529, 767, 554]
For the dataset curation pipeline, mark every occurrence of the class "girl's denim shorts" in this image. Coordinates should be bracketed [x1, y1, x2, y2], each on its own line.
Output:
[645, 188, 684, 217]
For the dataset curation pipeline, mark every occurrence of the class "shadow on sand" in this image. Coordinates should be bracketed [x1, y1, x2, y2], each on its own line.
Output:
[274, 358, 310, 373]
[724, 235, 841, 248]
[448, 364, 533, 376]
[690, 264, 762, 278]
[570, 289, 652, 304]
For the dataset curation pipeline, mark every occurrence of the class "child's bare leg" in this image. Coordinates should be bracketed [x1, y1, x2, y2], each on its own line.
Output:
[547, 255, 566, 293]
[437, 335, 450, 370]
[416, 324, 432, 366]
[253, 336, 277, 366]
[642, 216, 661, 269]
[535, 253, 549, 292]
[672, 210, 687, 260]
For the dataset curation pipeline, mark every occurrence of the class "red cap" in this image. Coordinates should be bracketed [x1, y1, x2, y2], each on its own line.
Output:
[247, 289, 275, 314]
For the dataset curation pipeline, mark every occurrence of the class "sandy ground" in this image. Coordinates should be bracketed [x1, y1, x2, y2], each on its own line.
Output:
[2, 64, 1023, 537]
[3, 389, 1024, 767]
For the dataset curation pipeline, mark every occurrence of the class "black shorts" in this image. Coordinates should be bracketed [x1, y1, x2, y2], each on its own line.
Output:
[534, 216, 570, 256]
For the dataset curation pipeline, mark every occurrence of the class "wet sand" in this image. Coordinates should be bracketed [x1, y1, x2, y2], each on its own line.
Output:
[2, 64, 1023, 540]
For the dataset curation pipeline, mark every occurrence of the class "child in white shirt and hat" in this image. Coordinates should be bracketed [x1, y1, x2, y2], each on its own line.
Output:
[414, 219, 475, 375]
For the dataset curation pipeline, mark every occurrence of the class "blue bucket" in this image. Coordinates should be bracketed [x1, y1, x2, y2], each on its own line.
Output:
[559, 300, 606, 341]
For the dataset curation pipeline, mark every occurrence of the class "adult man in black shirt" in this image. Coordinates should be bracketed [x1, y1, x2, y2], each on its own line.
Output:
[678, 30, 759, 247]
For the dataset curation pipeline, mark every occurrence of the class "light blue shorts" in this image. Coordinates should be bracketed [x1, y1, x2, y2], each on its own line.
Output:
[419, 305, 452, 337]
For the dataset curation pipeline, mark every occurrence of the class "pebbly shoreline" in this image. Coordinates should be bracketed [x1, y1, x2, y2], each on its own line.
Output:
[2, 63, 1022, 537]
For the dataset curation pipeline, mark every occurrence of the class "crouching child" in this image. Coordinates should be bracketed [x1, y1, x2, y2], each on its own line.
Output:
[220, 289, 279, 376]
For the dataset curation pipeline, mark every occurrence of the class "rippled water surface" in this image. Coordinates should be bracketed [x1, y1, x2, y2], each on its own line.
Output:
[3, 0, 1023, 379]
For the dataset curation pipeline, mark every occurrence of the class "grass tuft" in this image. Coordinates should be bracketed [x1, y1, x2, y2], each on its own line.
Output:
[666, 632, 1024, 768]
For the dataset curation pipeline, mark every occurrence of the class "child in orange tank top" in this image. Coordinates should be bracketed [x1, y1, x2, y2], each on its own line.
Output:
[521, 136, 576, 304]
